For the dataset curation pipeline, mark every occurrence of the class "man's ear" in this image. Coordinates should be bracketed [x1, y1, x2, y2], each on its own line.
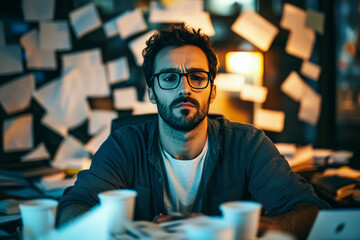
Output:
[210, 84, 217, 104]
[148, 87, 157, 104]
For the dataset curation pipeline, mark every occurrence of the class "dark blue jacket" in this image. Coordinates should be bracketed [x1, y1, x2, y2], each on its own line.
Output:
[57, 117, 330, 221]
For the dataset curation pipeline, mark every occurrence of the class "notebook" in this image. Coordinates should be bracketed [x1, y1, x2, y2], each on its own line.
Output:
[307, 209, 360, 240]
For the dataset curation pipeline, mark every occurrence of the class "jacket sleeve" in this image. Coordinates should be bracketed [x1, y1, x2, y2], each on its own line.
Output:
[245, 129, 331, 216]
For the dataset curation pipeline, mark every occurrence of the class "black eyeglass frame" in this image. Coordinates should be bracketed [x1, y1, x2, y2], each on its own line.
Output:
[151, 71, 212, 90]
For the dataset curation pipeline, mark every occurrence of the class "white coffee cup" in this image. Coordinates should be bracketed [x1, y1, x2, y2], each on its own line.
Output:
[184, 217, 234, 240]
[220, 201, 262, 240]
[19, 198, 58, 240]
[98, 189, 137, 235]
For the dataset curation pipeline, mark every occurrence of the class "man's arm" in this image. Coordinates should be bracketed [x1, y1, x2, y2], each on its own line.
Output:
[56, 204, 90, 227]
[259, 202, 319, 240]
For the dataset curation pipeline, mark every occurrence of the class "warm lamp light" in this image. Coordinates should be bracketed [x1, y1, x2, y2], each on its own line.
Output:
[225, 51, 263, 83]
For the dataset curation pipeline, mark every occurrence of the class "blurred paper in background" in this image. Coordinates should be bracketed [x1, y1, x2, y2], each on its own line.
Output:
[3, 114, 33, 152]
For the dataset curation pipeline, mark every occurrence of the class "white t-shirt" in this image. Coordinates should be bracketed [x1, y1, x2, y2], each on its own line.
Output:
[161, 138, 208, 214]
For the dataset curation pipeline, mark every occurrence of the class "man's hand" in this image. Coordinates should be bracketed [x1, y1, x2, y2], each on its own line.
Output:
[258, 202, 319, 240]
[153, 213, 205, 223]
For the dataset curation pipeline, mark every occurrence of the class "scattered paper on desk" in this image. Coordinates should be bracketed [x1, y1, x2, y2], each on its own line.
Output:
[116, 8, 147, 39]
[214, 73, 245, 92]
[20, 142, 50, 162]
[88, 110, 118, 135]
[103, 15, 121, 38]
[22, 0, 55, 21]
[129, 30, 158, 66]
[69, 3, 102, 38]
[44, 205, 110, 240]
[300, 61, 321, 81]
[78, 64, 110, 97]
[231, 10, 279, 52]
[61, 48, 102, 71]
[240, 84, 268, 103]
[328, 151, 354, 165]
[3, 114, 33, 152]
[39, 21, 72, 51]
[85, 126, 110, 155]
[274, 143, 297, 156]
[285, 28, 315, 60]
[113, 87, 138, 110]
[306, 9, 325, 35]
[0, 73, 34, 114]
[298, 85, 322, 125]
[52, 135, 90, 169]
[33, 70, 90, 129]
[106, 56, 130, 84]
[41, 113, 68, 137]
[281, 71, 306, 102]
[132, 100, 158, 115]
[0, 20, 5, 47]
[280, 3, 307, 31]
[323, 166, 360, 179]
[287, 144, 313, 167]
[254, 108, 285, 132]
[0, 45, 24, 76]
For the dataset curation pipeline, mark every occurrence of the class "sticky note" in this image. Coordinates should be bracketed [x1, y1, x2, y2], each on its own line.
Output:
[0, 73, 35, 114]
[3, 114, 33, 152]
[106, 56, 130, 84]
[22, 0, 55, 21]
[129, 30, 158, 66]
[39, 21, 72, 51]
[280, 3, 307, 31]
[306, 9, 325, 35]
[69, 3, 102, 38]
[231, 10, 279, 52]
[215, 73, 245, 92]
[281, 71, 306, 102]
[285, 28, 315, 60]
[103, 16, 120, 38]
[298, 85, 322, 125]
[240, 84, 268, 103]
[0, 45, 24, 76]
[113, 87, 138, 110]
[61, 48, 102, 71]
[116, 8, 148, 39]
[300, 61, 322, 81]
[254, 108, 285, 132]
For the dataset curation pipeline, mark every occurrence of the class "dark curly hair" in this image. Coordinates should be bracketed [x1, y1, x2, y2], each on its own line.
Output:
[142, 23, 219, 88]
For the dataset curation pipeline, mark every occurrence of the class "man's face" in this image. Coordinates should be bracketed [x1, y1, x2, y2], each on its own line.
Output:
[148, 45, 216, 131]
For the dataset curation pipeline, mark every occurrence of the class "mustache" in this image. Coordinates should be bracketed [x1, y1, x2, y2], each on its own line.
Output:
[170, 96, 199, 109]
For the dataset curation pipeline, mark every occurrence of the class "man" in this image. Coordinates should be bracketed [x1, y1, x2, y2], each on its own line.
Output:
[56, 24, 330, 238]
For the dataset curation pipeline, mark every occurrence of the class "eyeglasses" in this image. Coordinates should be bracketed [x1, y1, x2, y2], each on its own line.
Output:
[152, 71, 211, 90]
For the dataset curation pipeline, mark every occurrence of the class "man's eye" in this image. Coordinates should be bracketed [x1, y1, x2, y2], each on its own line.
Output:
[162, 73, 178, 82]
[189, 73, 206, 81]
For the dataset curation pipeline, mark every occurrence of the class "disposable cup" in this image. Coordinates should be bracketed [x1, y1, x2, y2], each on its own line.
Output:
[98, 189, 137, 234]
[220, 201, 262, 240]
[184, 217, 234, 240]
[19, 199, 58, 240]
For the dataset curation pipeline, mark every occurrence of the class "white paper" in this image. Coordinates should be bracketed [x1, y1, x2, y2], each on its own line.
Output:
[39, 21, 72, 51]
[41, 113, 68, 137]
[69, 3, 102, 38]
[215, 73, 245, 92]
[106, 56, 130, 84]
[20, 142, 51, 162]
[274, 143, 297, 156]
[27, 50, 57, 69]
[88, 110, 118, 135]
[78, 64, 110, 97]
[116, 8, 148, 39]
[280, 3, 307, 31]
[132, 100, 158, 115]
[0, 73, 35, 114]
[20, 29, 38, 56]
[3, 114, 33, 152]
[61, 48, 102, 71]
[22, 0, 55, 21]
[300, 61, 321, 81]
[129, 30, 158, 66]
[0, 45, 24, 76]
[0, 20, 5, 47]
[298, 85, 322, 125]
[280, 71, 306, 102]
[231, 10, 279, 52]
[306, 9, 325, 35]
[240, 84, 268, 103]
[184, 12, 215, 36]
[85, 125, 111, 155]
[254, 108, 285, 132]
[149, 1, 203, 23]
[285, 27, 315, 60]
[52, 135, 90, 169]
[113, 87, 138, 110]
[103, 16, 120, 38]
[323, 166, 360, 179]
[287, 144, 314, 167]
[33, 70, 90, 129]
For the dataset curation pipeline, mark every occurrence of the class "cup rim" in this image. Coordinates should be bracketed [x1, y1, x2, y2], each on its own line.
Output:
[220, 201, 262, 212]
[98, 189, 137, 200]
[19, 199, 58, 211]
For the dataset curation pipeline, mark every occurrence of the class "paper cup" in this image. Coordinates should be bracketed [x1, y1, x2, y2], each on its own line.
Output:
[184, 217, 234, 240]
[220, 201, 262, 240]
[98, 189, 137, 234]
[19, 199, 58, 240]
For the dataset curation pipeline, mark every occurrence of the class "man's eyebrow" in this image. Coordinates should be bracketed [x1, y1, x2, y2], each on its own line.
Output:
[157, 67, 207, 73]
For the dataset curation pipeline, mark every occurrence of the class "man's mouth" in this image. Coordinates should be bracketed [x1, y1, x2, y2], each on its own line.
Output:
[175, 102, 195, 108]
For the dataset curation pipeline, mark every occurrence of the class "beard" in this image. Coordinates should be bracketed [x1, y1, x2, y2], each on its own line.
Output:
[154, 92, 211, 132]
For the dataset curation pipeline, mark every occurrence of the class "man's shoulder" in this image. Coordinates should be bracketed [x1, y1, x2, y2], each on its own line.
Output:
[209, 117, 262, 136]
[111, 119, 158, 140]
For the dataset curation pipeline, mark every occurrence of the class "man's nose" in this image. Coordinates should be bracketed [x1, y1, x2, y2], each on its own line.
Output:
[178, 75, 191, 96]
